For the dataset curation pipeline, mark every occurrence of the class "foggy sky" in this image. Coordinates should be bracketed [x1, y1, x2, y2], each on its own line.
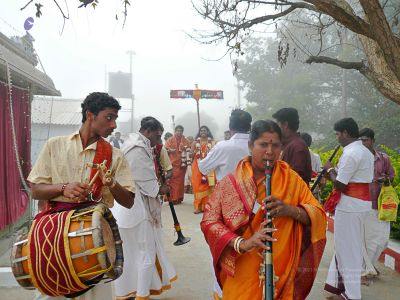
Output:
[1, 0, 241, 138]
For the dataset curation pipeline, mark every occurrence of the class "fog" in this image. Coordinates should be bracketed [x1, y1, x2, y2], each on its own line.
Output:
[1, 0, 241, 139]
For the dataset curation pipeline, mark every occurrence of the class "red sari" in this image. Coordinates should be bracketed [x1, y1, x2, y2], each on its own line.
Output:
[165, 135, 190, 204]
[201, 157, 326, 300]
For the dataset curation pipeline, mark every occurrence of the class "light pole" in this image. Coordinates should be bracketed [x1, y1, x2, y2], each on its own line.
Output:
[171, 115, 175, 131]
[126, 50, 136, 132]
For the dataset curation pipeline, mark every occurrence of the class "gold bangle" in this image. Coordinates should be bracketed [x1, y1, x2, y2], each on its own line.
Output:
[233, 236, 244, 254]
[233, 237, 240, 253]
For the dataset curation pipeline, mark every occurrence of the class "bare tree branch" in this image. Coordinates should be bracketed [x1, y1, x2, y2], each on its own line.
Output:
[305, 55, 366, 71]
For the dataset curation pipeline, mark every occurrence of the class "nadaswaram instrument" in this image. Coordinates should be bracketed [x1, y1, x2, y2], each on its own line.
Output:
[311, 145, 340, 193]
[11, 203, 123, 297]
[154, 144, 191, 246]
[261, 161, 274, 300]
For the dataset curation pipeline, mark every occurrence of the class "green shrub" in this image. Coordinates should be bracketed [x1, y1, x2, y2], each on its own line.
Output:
[314, 145, 400, 240]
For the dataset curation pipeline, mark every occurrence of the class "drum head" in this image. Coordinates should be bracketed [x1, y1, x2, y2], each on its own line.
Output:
[92, 204, 118, 279]
[11, 229, 35, 289]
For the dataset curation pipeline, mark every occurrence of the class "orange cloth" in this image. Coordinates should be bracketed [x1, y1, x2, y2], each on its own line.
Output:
[192, 142, 215, 211]
[165, 135, 190, 204]
[201, 157, 326, 300]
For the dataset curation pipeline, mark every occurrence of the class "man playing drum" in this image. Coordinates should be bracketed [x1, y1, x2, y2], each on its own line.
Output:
[27, 92, 135, 299]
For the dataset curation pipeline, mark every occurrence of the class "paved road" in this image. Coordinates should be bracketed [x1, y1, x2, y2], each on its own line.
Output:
[1, 193, 399, 299]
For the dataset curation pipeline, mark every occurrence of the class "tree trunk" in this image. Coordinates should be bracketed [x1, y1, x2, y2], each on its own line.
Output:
[359, 36, 400, 105]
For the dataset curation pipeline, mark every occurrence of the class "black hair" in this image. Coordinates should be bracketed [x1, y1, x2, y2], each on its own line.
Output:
[164, 132, 173, 140]
[272, 107, 299, 131]
[300, 132, 312, 147]
[140, 116, 164, 132]
[359, 128, 375, 139]
[175, 125, 184, 132]
[229, 109, 252, 133]
[334, 117, 359, 138]
[249, 120, 282, 144]
[81, 92, 121, 123]
[195, 125, 214, 139]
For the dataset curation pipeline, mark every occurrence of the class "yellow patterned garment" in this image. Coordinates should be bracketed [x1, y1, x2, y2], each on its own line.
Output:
[160, 146, 172, 171]
[28, 131, 135, 207]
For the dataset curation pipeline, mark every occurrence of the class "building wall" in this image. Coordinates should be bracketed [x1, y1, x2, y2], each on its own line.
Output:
[31, 124, 80, 164]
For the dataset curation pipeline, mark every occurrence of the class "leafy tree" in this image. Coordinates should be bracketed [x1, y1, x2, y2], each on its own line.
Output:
[193, 0, 400, 105]
[238, 37, 400, 149]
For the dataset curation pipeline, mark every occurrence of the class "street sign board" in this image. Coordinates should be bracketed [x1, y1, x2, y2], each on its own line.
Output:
[200, 90, 223, 99]
[170, 90, 224, 100]
[170, 90, 193, 99]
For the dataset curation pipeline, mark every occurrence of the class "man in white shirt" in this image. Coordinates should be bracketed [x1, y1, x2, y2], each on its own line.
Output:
[198, 108, 252, 300]
[300, 132, 322, 174]
[324, 118, 374, 300]
[199, 109, 252, 182]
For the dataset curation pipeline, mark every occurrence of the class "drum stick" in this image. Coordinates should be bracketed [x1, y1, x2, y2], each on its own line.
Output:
[89, 169, 101, 187]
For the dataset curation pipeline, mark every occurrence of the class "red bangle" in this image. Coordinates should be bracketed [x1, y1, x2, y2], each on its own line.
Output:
[61, 183, 68, 196]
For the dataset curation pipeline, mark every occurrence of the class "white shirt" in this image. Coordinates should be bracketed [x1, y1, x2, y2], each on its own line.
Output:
[198, 133, 249, 181]
[336, 140, 374, 212]
[309, 149, 322, 173]
[111, 132, 161, 228]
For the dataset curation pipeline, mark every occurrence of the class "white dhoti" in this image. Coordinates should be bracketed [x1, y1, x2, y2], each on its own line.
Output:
[114, 221, 177, 299]
[325, 210, 368, 300]
[362, 210, 390, 276]
[34, 282, 114, 300]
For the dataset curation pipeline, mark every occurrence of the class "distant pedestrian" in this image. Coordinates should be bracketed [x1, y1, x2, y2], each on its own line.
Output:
[165, 125, 191, 204]
[110, 131, 124, 149]
[224, 130, 231, 140]
[359, 128, 395, 280]
[191, 126, 215, 213]
[300, 132, 322, 175]
[273, 108, 312, 183]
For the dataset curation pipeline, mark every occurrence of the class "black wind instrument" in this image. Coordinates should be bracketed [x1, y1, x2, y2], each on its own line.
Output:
[155, 146, 191, 246]
[166, 193, 191, 246]
[311, 145, 340, 192]
[264, 161, 274, 300]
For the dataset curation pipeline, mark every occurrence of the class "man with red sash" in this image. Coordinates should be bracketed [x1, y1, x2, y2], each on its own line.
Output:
[28, 92, 135, 300]
[324, 118, 374, 300]
[201, 120, 326, 300]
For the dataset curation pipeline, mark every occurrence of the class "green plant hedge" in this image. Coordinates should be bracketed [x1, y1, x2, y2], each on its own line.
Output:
[314, 145, 400, 240]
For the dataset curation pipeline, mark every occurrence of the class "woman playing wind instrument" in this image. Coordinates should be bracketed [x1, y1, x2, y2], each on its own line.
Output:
[201, 120, 326, 300]
[191, 125, 216, 214]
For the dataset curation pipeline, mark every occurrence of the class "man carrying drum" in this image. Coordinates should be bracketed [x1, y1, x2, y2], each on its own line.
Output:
[27, 92, 135, 299]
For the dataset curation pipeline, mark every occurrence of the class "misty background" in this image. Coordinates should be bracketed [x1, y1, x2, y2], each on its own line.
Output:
[1, 1, 399, 151]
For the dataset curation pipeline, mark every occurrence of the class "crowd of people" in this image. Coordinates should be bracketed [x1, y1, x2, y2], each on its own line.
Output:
[27, 92, 396, 300]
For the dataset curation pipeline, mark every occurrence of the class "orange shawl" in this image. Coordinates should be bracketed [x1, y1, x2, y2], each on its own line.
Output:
[201, 157, 326, 300]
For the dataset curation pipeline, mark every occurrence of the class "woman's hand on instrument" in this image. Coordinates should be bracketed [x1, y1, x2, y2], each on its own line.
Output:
[265, 195, 290, 218]
[63, 182, 90, 202]
[240, 219, 277, 252]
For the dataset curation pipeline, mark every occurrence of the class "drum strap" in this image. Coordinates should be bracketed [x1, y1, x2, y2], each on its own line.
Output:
[90, 138, 113, 200]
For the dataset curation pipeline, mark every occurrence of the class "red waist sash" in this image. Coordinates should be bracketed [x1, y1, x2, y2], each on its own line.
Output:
[324, 182, 370, 214]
